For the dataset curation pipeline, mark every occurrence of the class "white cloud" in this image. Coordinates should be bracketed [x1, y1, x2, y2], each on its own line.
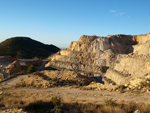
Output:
[118, 12, 125, 16]
[109, 10, 127, 17]
[109, 10, 117, 13]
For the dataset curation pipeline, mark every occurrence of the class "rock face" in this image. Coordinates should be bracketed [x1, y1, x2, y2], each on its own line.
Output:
[0, 56, 16, 63]
[5, 60, 22, 75]
[46, 32, 150, 86]
[19, 60, 42, 66]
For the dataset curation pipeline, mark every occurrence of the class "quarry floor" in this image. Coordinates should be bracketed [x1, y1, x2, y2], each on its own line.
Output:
[2, 87, 150, 104]
[0, 74, 150, 106]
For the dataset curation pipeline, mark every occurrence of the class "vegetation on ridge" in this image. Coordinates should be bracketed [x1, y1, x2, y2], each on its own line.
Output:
[0, 37, 60, 59]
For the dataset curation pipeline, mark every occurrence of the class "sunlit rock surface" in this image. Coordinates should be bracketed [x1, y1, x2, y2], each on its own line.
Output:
[46, 33, 150, 86]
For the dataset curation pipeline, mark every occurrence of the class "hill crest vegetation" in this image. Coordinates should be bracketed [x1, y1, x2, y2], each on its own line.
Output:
[0, 37, 60, 59]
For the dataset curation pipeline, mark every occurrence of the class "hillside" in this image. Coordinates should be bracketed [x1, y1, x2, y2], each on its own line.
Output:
[0, 37, 60, 59]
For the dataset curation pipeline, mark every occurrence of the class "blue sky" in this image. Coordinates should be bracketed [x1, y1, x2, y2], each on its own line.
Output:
[0, 0, 150, 48]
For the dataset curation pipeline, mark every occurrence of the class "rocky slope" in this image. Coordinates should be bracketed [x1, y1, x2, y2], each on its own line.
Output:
[45, 32, 150, 89]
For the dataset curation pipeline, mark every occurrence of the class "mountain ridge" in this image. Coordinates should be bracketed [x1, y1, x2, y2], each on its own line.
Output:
[0, 36, 60, 59]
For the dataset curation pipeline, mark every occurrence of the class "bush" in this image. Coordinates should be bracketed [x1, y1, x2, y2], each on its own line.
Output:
[104, 98, 116, 106]
[27, 65, 36, 73]
[51, 96, 61, 106]
[140, 81, 150, 88]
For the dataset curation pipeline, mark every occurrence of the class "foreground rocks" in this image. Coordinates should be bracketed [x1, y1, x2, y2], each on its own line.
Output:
[0, 108, 27, 113]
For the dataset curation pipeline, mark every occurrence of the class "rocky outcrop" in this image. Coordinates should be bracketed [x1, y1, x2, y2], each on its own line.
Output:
[19, 59, 42, 67]
[2, 59, 45, 75]
[5, 60, 22, 75]
[0, 56, 16, 63]
[46, 33, 150, 86]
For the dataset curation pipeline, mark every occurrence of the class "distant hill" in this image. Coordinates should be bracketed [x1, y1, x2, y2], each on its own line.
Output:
[0, 37, 60, 59]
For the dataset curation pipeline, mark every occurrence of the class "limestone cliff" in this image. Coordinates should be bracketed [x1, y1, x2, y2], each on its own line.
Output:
[45, 32, 150, 87]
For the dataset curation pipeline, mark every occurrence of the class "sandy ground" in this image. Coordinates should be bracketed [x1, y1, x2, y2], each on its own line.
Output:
[0, 75, 29, 89]
[1, 87, 150, 105]
[0, 75, 150, 105]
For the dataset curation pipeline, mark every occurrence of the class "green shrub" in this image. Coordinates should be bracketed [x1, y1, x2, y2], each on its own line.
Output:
[104, 98, 116, 106]
[51, 96, 61, 106]
[140, 81, 150, 88]
[72, 101, 79, 106]
[54, 104, 63, 110]
[27, 65, 36, 73]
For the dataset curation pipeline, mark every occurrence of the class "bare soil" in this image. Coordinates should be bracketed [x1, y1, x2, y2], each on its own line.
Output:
[0, 74, 150, 106]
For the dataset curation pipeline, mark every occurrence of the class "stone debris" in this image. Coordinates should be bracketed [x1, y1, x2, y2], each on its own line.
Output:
[0, 91, 3, 95]
[0, 108, 27, 113]
[134, 109, 141, 113]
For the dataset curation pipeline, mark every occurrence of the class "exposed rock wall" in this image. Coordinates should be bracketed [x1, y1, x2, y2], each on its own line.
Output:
[19, 60, 42, 67]
[46, 32, 150, 85]
[88, 37, 111, 53]
[5, 60, 22, 75]
[0, 56, 16, 63]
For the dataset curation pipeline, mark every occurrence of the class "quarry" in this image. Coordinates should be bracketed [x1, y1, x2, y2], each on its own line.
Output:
[1, 33, 150, 112]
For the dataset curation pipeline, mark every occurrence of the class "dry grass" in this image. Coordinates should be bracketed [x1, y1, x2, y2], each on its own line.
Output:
[104, 98, 116, 106]
[0, 92, 24, 107]
[14, 71, 92, 89]
[100, 106, 126, 113]
[1, 91, 150, 113]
